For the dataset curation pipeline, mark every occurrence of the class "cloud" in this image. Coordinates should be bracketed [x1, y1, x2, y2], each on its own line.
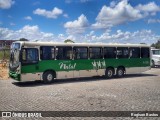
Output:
[8, 15, 12, 18]
[0, 25, 159, 44]
[32, 1, 40, 6]
[136, 2, 160, 13]
[92, 0, 143, 29]
[87, 29, 159, 44]
[65, 0, 72, 4]
[0, 0, 14, 9]
[0, 25, 55, 41]
[64, 14, 89, 28]
[110, 1, 116, 7]
[65, 0, 90, 3]
[92, 0, 160, 29]
[65, 29, 159, 44]
[148, 19, 160, 24]
[33, 7, 63, 19]
[80, 0, 90, 3]
[63, 14, 69, 18]
[24, 16, 32, 20]
[10, 22, 16, 26]
[64, 14, 89, 34]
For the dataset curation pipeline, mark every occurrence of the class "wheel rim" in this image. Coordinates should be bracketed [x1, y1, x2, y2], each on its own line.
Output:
[118, 69, 123, 76]
[47, 74, 53, 81]
[108, 70, 113, 77]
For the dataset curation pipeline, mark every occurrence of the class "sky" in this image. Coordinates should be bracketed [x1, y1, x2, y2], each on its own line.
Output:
[0, 0, 160, 44]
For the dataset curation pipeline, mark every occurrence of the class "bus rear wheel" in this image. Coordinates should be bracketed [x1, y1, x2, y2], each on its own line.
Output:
[105, 68, 114, 78]
[43, 71, 54, 84]
[116, 68, 125, 77]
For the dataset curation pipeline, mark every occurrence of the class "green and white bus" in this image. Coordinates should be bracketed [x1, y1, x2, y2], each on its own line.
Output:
[9, 41, 151, 83]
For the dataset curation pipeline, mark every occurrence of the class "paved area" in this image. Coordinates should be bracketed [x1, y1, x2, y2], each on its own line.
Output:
[0, 68, 160, 119]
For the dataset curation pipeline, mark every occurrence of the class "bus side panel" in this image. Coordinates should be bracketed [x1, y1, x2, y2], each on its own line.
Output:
[20, 57, 150, 80]
[105, 58, 150, 74]
[39, 59, 106, 78]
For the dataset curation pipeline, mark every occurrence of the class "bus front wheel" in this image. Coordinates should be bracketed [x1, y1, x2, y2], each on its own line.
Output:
[105, 68, 114, 78]
[43, 71, 54, 84]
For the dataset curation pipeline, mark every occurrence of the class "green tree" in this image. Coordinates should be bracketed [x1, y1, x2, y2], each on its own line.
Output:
[151, 40, 160, 49]
[64, 39, 74, 43]
[19, 38, 29, 41]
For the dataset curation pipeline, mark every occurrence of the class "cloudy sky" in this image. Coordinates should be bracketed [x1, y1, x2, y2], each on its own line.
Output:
[0, 0, 160, 44]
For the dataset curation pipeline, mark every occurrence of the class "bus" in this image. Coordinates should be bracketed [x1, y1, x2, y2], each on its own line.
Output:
[9, 41, 151, 83]
[151, 48, 160, 67]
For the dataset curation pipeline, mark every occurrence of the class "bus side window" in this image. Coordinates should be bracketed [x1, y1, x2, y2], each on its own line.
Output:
[104, 47, 116, 58]
[129, 47, 140, 58]
[56, 47, 63, 60]
[117, 47, 129, 58]
[141, 47, 150, 58]
[66, 49, 73, 60]
[152, 50, 155, 54]
[56, 47, 72, 60]
[73, 47, 88, 59]
[27, 48, 39, 61]
[40, 46, 55, 60]
[89, 47, 102, 59]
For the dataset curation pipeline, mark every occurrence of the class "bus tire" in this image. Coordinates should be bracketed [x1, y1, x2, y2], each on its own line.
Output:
[43, 71, 54, 84]
[105, 68, 114, 78]
[116, 67, 124, 77]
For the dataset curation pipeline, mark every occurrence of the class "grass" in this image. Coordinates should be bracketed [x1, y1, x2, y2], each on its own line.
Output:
[0, 50, 10, 60]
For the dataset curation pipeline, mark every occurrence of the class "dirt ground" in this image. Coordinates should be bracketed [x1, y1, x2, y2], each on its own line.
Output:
[0, 64, 9, 80]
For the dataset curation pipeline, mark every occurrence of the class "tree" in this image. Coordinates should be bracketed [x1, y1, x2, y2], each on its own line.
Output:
[34, 40, 39, 42]
[19, 38, 29, 41]
[151, 40, 160, 49]
[64, 39, 74, 43]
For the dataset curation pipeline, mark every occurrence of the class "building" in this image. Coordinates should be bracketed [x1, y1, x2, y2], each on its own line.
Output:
[0, 40, 17, 49]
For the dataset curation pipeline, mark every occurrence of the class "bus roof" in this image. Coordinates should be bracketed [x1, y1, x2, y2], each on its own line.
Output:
[151, 48, 160, 50]
[13, 41, 150, 48]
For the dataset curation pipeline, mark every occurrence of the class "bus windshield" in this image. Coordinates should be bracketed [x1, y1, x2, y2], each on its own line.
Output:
[152, 50, 160, 55]
[9, 43, 20, 71]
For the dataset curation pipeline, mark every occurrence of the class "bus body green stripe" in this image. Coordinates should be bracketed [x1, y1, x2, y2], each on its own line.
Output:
[21, 58, 150, 74]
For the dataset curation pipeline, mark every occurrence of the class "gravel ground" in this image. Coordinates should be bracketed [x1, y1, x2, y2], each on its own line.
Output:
[0, 68, 160, 120]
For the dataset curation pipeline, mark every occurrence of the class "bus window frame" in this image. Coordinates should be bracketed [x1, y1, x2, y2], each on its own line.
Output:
[141, 47, 150, 58]
[129, 47, 140, 59]
[73, 47, 88, 60]
[56, 46, 73, 60]
[21, 48, 39, 65]
[116, 47, 129, 59]
[104, 47, 117, 59]
[40, 46, 55, 60]
[89, 47, 103, 59]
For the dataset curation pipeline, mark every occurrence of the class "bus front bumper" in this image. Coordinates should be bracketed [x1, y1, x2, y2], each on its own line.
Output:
[155, 61, 160, 66]
[9, 71, 20, 81]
